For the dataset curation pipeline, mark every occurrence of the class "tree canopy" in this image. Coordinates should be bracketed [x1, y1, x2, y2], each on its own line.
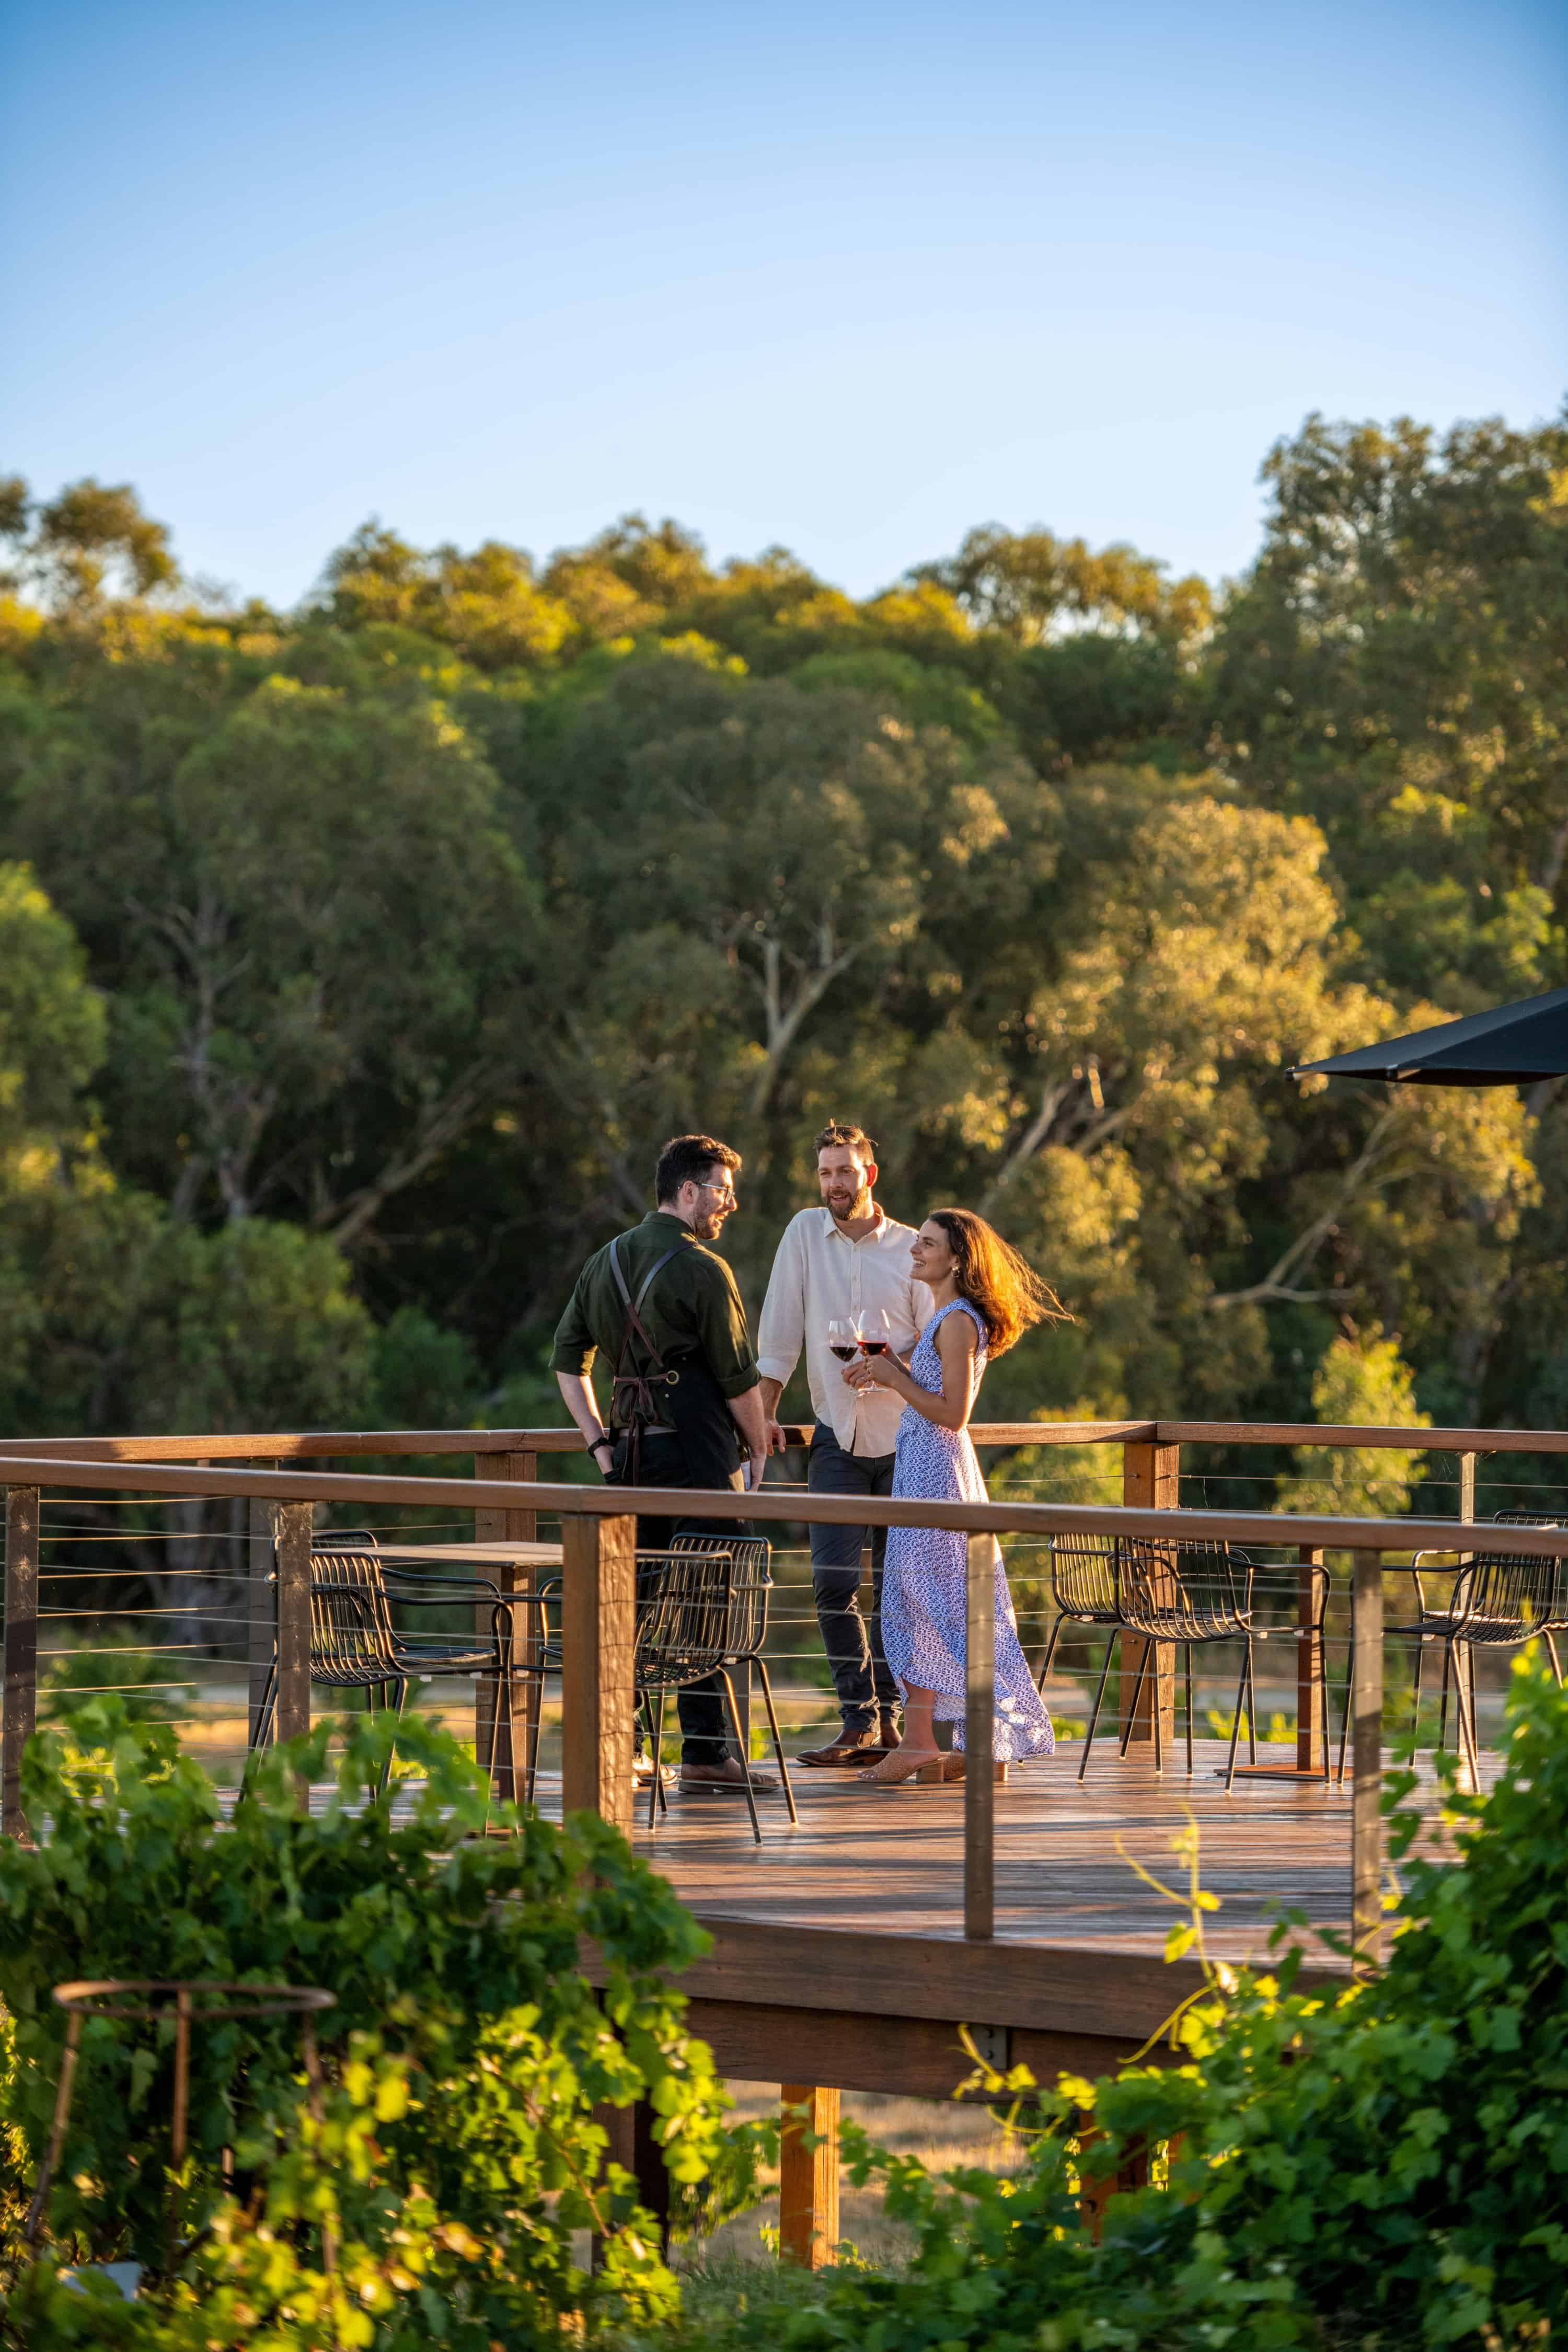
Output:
[1, 404, 1565, 1444]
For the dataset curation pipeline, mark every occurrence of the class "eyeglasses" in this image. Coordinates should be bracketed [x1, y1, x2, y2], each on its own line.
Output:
[696, 1179, 737, 1205]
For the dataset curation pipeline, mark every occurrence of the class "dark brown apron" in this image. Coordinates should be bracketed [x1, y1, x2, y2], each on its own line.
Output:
[607, 1239, 745, 1492]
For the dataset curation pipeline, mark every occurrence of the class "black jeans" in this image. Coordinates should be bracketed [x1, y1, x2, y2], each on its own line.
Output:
[808, 1423, 901, 1735]
[609, 1429, 742, 1769]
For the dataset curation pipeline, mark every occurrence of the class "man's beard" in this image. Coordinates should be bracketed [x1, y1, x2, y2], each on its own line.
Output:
[826, 1184, 873, 1224]
[694, 1207, 728, 1241]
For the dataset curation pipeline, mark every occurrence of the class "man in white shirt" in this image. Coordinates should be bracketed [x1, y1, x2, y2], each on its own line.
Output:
[757, 1121, 932, 1766]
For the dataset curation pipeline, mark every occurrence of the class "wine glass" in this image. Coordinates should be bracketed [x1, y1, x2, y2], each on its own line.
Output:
[858, 1308, 892, 1358]
[826, 1319, 859, 1365]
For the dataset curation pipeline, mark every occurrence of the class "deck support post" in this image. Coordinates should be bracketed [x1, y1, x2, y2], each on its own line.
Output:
[274, 1502, 314, 1749]
[561, 1512, 636, 1836]
[248, 1467, 278, 1749]
[1297, 1547, 1325, 1772]
[1351, 1549, 1383, 1975]
[1075, 2111, 1149, 2238]
[1120, 1439, 1178, 1747]
[780, 2084, 839, 2267]
[964, 1530, 995, 1941]
[475, 1448, 538, 1803]
[589, 2097, 636, 2272]
[3, 1485, 40, 1842]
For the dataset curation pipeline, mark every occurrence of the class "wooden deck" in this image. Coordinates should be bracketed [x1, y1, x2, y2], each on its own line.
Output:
[556, 1736, 1479, 2098]
[631, 1739, 1369, 1958]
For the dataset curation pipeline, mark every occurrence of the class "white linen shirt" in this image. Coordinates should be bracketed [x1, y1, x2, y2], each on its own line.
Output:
[757, 1207, 934, 1457]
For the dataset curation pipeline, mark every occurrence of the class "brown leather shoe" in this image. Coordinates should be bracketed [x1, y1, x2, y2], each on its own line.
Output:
[795, 1728, 891, 1768]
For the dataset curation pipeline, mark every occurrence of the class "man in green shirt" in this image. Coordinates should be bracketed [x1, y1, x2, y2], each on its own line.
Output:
[551, 1132, 775, 1793]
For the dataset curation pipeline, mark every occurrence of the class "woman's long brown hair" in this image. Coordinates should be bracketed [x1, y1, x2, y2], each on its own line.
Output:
[925, 1209, 1069, 1356]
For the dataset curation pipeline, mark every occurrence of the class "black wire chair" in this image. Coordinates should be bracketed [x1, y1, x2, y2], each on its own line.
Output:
[251, 1532, 534, 1799]
[1380, 1511, 1568, 1786]
[1035, 1531, 1129, 1784]
[527, 1546, 793, 1841]
[1043, 1533, 1258, 1789]
[1118, 1535, 1258, 1791]
[667, 1532, 797, 1825]
[635, 1546, 769, 1846]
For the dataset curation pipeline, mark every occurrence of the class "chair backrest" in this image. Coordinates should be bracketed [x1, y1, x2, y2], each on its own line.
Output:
[1118, 1535, 1252, 1638]
[1047, 1532, 1122, 1622]
[634, 1548, 733, 1690]
[308, 1544, 399, 1682]
[667, 1531, 773, 1655]
[1469, 1513, 1568, 1634]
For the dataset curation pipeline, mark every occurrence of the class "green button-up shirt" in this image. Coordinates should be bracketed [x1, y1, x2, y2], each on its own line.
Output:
[549, 1212, 760, 1421]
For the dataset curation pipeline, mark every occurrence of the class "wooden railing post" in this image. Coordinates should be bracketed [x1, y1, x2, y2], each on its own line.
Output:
[475, 1448, 539, 1802]
[1297, 1546, 1325, 1773]
[1351, 1549, 1383, 1975]
[3, 1486, 40, 1841]
[1121, 1437, 1178, 1747]
[964, 1530, 996, 1942]
[780, 2084, 839, 2267]
[560, 1512, 636, 1836]
[273, 1502, 314, 1748]
[1452, 1451, 1480, 1792]
[247, 1466, 278, 1749]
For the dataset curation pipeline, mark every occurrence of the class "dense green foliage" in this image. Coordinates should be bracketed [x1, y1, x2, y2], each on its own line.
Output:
[0, 1705, 726, 2345]
[634, 1655, 1568, 2350]
[2, 409, 1566, 1445]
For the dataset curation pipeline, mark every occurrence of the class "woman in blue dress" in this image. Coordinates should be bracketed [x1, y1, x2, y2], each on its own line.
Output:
[843, 1208, 1065, 1784]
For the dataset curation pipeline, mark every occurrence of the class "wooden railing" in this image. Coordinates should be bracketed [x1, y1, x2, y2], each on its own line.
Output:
[6, 1428, 1568, 1973]
[2, 1413, 1548, 1787]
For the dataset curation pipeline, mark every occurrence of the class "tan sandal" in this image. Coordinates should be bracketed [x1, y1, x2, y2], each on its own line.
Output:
[856, 1747, 942, 1785]
[938, 1755, 1009, 1784]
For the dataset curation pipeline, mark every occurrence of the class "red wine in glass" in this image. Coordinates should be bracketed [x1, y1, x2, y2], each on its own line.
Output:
[827, 1318, 858, 1363]
[858, 1308, 892, 1357]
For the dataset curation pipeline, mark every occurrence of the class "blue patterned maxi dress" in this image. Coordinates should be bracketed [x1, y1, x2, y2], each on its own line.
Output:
[881, 1298, 1055, 1762]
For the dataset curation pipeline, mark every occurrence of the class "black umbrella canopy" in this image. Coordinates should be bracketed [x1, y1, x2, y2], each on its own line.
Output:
[1290, 985, 1568, 1088]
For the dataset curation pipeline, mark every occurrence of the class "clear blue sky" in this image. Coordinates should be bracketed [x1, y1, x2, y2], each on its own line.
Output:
[4, 0, 1564, 608]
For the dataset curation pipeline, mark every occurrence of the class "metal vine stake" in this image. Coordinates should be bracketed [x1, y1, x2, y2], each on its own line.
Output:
[25, 1978, 337, 2279]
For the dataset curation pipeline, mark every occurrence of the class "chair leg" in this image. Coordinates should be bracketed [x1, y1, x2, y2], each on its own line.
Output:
[1184, 1644, 1194, 1776]
[1457, 1646, 1481, 1789]
[496, 1659, 521, 1827]
[753, 1657, 798, 1825]
[1335, 1634, 1354, 1788]
[379, 1680, 410, 1798]
[1436, 1645, 1452, 1755]
[1546, 1631, 1564, 1689]
[1244, 1646, 1258, 1763]
[251, 1664, 276, 1754]
[1078, 1633, 1117, 1783]
[649, 1691, 666, 1830]
[718, 1671, 762, 1844]
[1152, 1646, 1163, 1778]
[1224, 1644, 1250, 1793]
[1035, 1614, 1064, 1695]
[524, 1676, 544, 1807]
[1119, 1642, 1151, 1759]
[1410, 1638, 1425, 1743]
